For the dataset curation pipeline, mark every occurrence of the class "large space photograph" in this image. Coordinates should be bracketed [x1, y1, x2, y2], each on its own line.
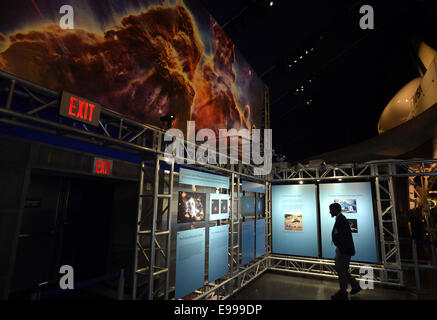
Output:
[177, 191, 205, 223]
[0, 0, 264, 133]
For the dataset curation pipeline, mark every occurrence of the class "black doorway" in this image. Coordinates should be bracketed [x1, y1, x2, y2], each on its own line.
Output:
[60, 177, 114, 281]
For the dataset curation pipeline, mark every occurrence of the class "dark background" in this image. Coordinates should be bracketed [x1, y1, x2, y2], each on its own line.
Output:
[201, 0, 437, 162]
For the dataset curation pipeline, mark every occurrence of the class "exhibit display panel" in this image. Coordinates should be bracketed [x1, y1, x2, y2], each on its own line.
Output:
[319, 182, 378, 263]
[175, 228, 205, 300]
[169, 167, 234, 299]
[241, 221, 255, 265]
[179, 168, 229, 189]
[256, 219, 266, 258]
[272, 184, 318, 258]
[209, 193, 230, 221]
[242, 180, 266, 193]
[208, 225, 229, 283]
[256, 195, 265, 216]
[242, 196, 255, 216]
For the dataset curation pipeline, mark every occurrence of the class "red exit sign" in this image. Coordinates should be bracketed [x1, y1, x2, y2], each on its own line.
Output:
[59, 91, 101, 126]
[93, 158, 113, 176]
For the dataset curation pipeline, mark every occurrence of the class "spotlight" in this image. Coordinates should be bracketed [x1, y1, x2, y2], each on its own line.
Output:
[299, 180, 303, 184]
[338, 178, 343, 181]
[269, 1, 274, 6]
[160, 113, 176, 129]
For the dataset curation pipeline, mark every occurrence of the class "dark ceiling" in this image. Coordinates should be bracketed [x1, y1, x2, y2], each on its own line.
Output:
[200, 0, 437, 163]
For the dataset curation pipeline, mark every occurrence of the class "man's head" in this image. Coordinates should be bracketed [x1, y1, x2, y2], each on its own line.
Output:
[329, 203, 342, 217]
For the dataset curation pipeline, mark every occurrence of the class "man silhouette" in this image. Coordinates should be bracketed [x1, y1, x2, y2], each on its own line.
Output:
[329, 202, 361, 300]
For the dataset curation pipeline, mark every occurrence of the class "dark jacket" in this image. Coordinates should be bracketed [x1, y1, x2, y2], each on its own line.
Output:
[332, 213, 355, 256]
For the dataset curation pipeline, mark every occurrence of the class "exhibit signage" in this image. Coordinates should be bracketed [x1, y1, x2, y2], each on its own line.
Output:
[93, 158, 113, 176]
[208, 225, 229, 282]
[319, 182, 378, 263]
[59, 91, 101, 126]
[242, 180, 266, 193]
[242, 221, 255, 265]
[272, 184, 319, 258]
[179, 168, 229, 189]
[175, 228, 205, 300]
[256, 219, 266, 258]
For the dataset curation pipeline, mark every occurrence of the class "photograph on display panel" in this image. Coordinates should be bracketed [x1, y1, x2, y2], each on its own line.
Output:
[178, 191, 206, 223]
[334, 199, 358, 214]
[220, 199, 228, 214]
[211, 199, 220, 215]
[284, 213, 303, 231]
[347, 219, 358, 233]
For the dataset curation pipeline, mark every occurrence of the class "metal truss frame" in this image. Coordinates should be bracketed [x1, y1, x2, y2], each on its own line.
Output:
[193, 257, 270, 300]
[268, 159, 437, 289]
[0, 70, 265, 181]
[230, 171, 241, 277]
[268, 255, 396, 286]
[265, 181, 272, 256]
[0, 70, 269, 301]
[133, 155, 174, 300]
[4, 70, 437, 299]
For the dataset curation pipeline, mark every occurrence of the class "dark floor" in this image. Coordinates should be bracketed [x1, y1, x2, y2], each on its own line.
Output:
[230, 271, 437, 300]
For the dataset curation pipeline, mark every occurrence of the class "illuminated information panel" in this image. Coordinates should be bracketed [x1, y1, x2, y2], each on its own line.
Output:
[241, 221, 255, 265]
[175, 228, 205, 299]
[179, 168, 229, 189]
[319, 182, 378, 263]
[272, 184, 318, 258]
[208, 225, 229, 282]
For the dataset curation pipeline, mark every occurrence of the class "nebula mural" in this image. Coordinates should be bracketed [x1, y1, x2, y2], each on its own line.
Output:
[0, 0, 264, 132]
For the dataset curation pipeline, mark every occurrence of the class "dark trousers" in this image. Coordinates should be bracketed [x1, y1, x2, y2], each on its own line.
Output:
[335, 248, 359, 295]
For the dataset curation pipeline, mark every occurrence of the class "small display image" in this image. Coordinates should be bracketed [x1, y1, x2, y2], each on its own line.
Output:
[347, 219, 358, 233]
[211, 199, 220, 215]
[284, 213, 303, 231]
[178, 192, 206, 223]
[334, 199, 357, 214]
[220, 199, 228, 214]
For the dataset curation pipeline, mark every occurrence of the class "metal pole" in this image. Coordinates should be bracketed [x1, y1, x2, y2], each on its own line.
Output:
[164, 159, 174, 300]
[132, 162, 145, 300]
[388, 164, 403, 285]
[148, 156, 161, 299]
[236, 173, 241, 273]
[372, 165, 387, 283]
[230, 172, 235, 277]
